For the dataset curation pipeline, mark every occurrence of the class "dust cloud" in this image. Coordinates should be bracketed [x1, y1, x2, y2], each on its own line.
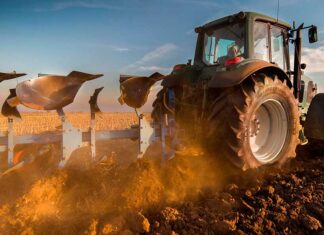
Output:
[0, 142, 230, 234]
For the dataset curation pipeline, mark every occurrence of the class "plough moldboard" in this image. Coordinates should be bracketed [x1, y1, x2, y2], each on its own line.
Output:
[0, 71, 171, 173]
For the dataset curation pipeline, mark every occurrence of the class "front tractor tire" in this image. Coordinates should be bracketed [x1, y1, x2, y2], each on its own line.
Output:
[206, 73, 301, 170]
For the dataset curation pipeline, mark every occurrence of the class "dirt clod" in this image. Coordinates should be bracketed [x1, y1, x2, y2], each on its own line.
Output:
[299, 214, 322, 231]
[126, 212, 150, 233]
[268, 185, 275, 195]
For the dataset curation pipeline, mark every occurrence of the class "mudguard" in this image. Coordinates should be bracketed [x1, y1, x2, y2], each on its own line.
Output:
[208, 59, 292, 88]
[12, 71, 103, 110]
[161, 60, 291, 89]
[304, 93, 324, 141]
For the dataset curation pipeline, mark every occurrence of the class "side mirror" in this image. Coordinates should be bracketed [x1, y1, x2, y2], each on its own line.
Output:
[308, 26, 318, 43]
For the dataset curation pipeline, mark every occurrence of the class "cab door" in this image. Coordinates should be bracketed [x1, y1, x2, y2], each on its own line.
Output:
[253, 21, 289, 71]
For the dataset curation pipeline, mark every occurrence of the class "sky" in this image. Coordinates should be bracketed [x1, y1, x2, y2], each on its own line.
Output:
[0, 0, 324, 112]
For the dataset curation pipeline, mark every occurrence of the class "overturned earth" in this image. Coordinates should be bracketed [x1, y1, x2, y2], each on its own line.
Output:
[0, 140, 322, 235]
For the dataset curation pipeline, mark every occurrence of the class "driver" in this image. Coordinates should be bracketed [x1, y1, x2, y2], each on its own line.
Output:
[225, 45, 243, 66]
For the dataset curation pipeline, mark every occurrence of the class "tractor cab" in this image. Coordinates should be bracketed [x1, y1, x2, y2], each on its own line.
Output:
[194, 12, 291, 72]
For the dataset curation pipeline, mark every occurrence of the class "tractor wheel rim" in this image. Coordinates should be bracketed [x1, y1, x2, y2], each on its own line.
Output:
[249, 99, 288, 164]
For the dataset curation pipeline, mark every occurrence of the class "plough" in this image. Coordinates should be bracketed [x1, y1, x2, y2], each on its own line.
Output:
[1, 11, 324, 174]
[0, 71, 171, 173]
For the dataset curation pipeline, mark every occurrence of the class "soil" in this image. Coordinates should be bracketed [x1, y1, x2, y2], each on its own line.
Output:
[0, 142, 322, 235]
[147, 151, 324, 235]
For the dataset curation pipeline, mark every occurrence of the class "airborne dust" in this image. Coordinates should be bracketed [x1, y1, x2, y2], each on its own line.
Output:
[0, 114, 322, 234]
[0, 139, 229, 234]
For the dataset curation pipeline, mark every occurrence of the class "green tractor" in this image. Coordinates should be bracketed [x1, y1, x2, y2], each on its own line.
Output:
[119, 11, 323, 170]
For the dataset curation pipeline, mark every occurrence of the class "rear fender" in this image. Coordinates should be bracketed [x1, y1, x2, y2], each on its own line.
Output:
[208, 59, 292, 88]
[304, 93, 324, 141]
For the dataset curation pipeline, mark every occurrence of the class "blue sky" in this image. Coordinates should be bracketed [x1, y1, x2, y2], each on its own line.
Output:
[0, 0, 324, 112]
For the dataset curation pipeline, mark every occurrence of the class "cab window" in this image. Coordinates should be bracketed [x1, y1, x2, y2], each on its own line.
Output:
[271, 26, 286, 70]
[203, 22, 245, 66]
[253, 21, 288, 70]
[253, 21, 269, 61]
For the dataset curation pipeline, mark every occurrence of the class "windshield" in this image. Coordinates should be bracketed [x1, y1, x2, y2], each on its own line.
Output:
[202, 22, 245, 66]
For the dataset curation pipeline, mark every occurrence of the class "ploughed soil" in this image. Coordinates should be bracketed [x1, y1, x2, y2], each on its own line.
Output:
[147, 154, 323, 235]
[0, 142, 322, 235]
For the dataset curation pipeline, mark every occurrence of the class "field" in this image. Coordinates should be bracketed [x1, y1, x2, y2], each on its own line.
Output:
[0, 112, 143, 168]
[0, 112, 322, 234]
[0, 112, 139, 135]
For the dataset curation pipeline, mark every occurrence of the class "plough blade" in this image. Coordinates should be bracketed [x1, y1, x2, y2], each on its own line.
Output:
[1, 89, 21, 119]
[1, 161, 25, 178]
[0, 72, 26, 118]
[12, 71, 103, 110]
[119, 72, 164, 108]
[0, 143, 57, 178]
[0, 69, 173, 174]
[89, 87, 104, 113]
[0, 72, 26, 82]
[68, 71, 103, 82]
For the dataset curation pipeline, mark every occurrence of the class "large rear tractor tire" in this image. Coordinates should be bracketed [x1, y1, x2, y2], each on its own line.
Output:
[206, 73, 301, 170]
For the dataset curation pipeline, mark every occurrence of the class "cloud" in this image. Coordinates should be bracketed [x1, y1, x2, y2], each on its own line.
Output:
[81, 42, 129, 52]
[124, 43, 177, 73]
[135, 43, 177, 66]
[107, 45, 129, 52]
[34, 0, 119, 12]
[137, 66, 172, 73]
[301, 46, 324, 73]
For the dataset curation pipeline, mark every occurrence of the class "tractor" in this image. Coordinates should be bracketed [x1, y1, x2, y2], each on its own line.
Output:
[119, 11, 323, 170]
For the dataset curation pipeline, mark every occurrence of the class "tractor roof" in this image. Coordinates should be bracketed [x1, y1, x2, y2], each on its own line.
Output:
[199, 11, 291, 30]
